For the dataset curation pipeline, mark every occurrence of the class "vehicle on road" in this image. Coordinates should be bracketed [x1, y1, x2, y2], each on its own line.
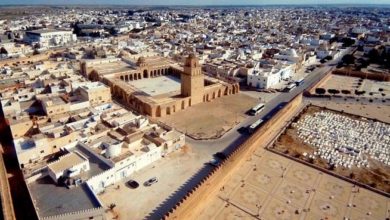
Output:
[127, 180, 139, 189]
[144, 177, 158, 186]
[237, 126, 248, 134]
[248, 119, 264, 134]
[295, 78, 304, 86]
[283, 83, 297, 92]
[248, 103, 265, 116]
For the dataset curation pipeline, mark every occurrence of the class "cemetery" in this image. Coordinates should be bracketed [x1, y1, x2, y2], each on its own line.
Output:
[271, 105, 390, 193]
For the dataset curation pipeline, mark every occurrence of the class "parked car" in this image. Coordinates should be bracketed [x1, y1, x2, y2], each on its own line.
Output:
[144, 177, 158, 186]
[127, 180, 139, 189]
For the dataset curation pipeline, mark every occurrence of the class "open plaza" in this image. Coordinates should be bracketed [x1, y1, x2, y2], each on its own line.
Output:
[159, 93, 258, 139]
[128, 75, 181, 97]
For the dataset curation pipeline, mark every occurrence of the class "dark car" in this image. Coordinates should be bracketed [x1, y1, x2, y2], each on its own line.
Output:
[127, 180, 139, 189]
[214, 152, 227, 160]
[237, 126, 249, 134]
[144, 177, 158, 186]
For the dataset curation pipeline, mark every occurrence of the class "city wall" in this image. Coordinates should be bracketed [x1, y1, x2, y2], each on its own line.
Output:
[333, 69, 390, 81]
[0, 145, 16, 220]
[0, 48, 66, 68]
[306, 70, 332, 94]
[164, 94, 303, 219]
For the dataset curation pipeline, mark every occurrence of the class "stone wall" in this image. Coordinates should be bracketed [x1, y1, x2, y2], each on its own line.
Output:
[0, 145, 16, 220]
[164, 94, 303, 219]
[333, 69, 390, 82]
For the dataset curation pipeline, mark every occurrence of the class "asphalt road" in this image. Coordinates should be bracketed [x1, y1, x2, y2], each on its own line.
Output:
[145, 46, 354, 219]
[186, 49, 354, 156]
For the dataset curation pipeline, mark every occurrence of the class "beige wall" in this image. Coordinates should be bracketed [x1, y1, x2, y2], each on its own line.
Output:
[17, 132, 80, 167]
[80, 87, 112, 106]
[0, 145, 16, 220]
[43, 102, 70, 116]
[165, 94, 303, 219]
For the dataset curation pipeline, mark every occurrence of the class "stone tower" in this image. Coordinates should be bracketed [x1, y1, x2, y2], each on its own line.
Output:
[181, 54, 204, 105]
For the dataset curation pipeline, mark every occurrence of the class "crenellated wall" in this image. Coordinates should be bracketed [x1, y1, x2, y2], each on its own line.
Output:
[0, 145, 16, 220]
[163, 94, 303, 219]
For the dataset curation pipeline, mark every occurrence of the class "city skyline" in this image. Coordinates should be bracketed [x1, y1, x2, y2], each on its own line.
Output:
[0, 3, 389, 220]
[1, 0, 390, 5]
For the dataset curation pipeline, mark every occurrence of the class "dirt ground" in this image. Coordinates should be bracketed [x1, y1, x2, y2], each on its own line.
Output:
[319, 74, 390, 98]
[271, 105, 390, 193]
[197, 150, 390, 220]
[159, 93, 258, 139]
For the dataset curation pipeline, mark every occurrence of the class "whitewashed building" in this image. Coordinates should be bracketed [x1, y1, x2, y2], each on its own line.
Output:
[24, 29, 77, 48]
[247, 61, 294, 89]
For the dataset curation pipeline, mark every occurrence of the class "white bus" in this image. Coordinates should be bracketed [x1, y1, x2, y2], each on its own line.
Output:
[249, 103, 265, 116]
[283, 83, 296, 92]
[248, 119, 264, 133]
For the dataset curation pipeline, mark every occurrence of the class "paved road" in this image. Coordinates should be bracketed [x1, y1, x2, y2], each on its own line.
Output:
[187, 65, 332, 150]
[143, 48, 354, 219]
[186, 48, 354, 156]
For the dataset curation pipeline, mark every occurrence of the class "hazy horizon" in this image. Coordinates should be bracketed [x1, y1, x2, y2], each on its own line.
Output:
[1, 0, 390, 6]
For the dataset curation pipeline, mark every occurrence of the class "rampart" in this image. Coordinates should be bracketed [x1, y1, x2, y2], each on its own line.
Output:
[333, 69, 390, 81]
[0, 145, 16, 220]
[164, 94, 303, 219]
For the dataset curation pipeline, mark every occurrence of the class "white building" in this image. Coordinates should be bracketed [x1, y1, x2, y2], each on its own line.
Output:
[47, 151, 90, 184]
[247, 61, 294, 89]
[24, 29, 77, 48]
[274, 49, 300, 63]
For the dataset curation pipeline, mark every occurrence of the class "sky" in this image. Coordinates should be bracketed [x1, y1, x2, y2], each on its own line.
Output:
[0, 0, 390, 5]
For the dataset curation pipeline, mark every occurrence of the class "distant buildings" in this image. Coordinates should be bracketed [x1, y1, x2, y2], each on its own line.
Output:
[0, 5, 389, 220]
[23, 29, 77, 48]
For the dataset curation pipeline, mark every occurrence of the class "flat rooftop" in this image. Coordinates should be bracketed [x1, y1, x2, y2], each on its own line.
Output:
[72, 144, 111, 178]
[28, 177, 101, 218]
[92, 61, 135, 75]
[48, 151, 87, 174]
[128, 75, 181, 97]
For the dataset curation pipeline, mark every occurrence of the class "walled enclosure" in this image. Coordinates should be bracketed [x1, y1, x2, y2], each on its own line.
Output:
[81, 55, 240, 118]
[164, 94, 303, 219]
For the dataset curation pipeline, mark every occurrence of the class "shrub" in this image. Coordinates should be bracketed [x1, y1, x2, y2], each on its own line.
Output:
[315, 88, 326, 95]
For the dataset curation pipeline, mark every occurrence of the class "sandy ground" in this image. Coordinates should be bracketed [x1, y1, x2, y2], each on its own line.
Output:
[98, 144, 222, 220]
[272, 105, 390, 193]
[159, 93, 258, 139]
[197, 150, 390, 220]
[320, 74, 390, 98]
